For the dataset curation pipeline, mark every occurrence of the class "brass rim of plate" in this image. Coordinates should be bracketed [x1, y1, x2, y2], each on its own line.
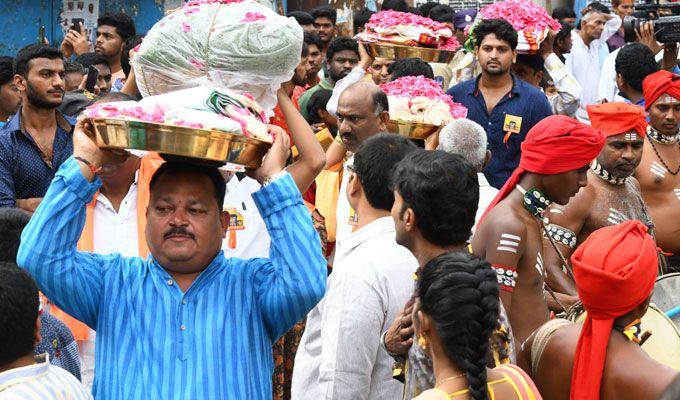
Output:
[365, 43, 457, 63]
[89, 118, 271, 168]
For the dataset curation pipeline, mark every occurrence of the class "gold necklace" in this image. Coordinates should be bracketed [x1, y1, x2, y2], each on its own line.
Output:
[434, 372, 467, 389]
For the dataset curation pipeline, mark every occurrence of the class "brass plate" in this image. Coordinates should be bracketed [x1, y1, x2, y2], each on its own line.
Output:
[387, 119, 441, 139]
[90, 118, 271, 169]
[366, 43, 456, 63]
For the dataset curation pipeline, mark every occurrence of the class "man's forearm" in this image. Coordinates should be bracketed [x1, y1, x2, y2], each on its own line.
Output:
[252, 173, 326, 338]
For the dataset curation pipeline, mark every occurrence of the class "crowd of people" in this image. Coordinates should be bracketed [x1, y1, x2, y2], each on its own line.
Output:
[1, 0, 680, 399]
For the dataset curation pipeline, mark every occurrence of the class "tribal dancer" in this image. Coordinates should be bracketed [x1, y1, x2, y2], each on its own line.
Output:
[635, 70, 680, 273]
[542, 102, 653, 304]
[521, 221, 678, 400]
[472, 115, 605, 347]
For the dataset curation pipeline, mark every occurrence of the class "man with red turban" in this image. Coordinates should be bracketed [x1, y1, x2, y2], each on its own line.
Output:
[520, 221, 678, 400]
[635, 70, 680, 274]
[472, 115, 605, 347]
[542, 102, 654, 308]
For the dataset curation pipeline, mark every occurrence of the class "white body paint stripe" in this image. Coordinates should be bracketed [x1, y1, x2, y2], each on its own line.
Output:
[497, 246, 518, 253]
[501, 233, 521, 241]
[549, 209, 564, 214]
[499, 240, 520, 247]
[651, 162, 667, 177]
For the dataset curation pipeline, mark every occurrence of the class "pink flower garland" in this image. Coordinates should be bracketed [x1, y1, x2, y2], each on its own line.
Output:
[380, 76, 468, 119]
[479, 0, 561, 31]
[365, 10, 451, 32]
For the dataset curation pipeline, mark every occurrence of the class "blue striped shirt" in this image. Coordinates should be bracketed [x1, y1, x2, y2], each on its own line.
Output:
[0, 354, 92, 400]
[17, 157, 327, 399]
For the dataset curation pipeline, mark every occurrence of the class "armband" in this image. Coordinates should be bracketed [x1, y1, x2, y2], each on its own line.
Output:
[491, 264, 517, 293]
[545, 224, 577, 249]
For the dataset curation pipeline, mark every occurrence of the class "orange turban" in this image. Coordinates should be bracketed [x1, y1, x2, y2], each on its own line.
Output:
[479, 115, 605, 222]
[642, 70, 680, 111]
[586, 102, 647, 137]
[570, 221, 658, 400]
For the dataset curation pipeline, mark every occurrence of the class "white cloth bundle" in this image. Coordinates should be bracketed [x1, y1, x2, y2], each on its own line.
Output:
[133, 0, 303, 115]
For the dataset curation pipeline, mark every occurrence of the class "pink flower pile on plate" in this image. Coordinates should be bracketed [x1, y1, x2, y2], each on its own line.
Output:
[380, 76, 468, 120]
[479, 0, 561, 32]
[357, 10, 458, 50]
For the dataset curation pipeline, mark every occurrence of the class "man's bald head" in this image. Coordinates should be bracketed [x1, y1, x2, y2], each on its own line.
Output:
[336, 81, 390, 152]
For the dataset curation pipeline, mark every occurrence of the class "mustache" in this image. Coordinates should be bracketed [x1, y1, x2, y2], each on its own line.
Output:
[164, 226, 195, 240]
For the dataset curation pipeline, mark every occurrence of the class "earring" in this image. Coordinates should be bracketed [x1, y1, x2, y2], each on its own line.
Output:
[418, 336, 427, 351]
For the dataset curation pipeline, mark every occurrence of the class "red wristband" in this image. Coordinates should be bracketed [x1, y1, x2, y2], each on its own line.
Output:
[74, 156, 102, 175]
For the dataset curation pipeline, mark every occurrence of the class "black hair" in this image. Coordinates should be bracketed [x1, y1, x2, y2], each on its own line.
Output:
[417, 2, 439, 17]
[429, 4, 455, 24]
[149, 162, 226, 209]
[13, 44, 63, 77]
[353, 134, 418, 211]
[515, 53, 545, 72]
[0, 262, 40, 366]
[0, 208, 30, 262]
[121, 34, 144, 78]
[392, 150, 479, 246]
[417, 252, 499, 400]
[311, 6, 337, 25]
[474, 19, 518, 50]
[0, 56, 13, 86]
[381, 0, 410, 12]
[353, 8, 375, 33]
[97, 12, 137, 41]
[64, 61, 85, 74]
[75, 52, 109, 69]
[551, 6, 576, 20]
[288, 11, 315, 26]
[372, 88, 389, 115]
[555, 22, 572, 42]
[615, 43, 659, 92]
[306, 89, 333, 125]
[326, 36, 359, 62]
[586, 1, 610, 14]
[301, 41, 310, 58]
[388, 57, 435, 80]
[304, 32, 324, 51]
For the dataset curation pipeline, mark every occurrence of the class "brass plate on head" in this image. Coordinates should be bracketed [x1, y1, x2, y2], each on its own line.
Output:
[90, 118, 271, 169]
[366, 43, 456, 63]
[387, 119, 441, 139]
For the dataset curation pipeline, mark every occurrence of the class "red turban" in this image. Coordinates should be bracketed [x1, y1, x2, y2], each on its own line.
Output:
[479, 115, 605, 222]
[570, 221, 658, 400]
[642, 70, 680, 111]
[587, 102, 647, 138]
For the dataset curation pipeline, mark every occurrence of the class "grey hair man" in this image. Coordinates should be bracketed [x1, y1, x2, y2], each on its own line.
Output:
[438, 119, 498, 229]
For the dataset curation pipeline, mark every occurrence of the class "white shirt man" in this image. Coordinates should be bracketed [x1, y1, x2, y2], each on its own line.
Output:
[221, 174, 270, 258]
[565, 15, 621, 121]
[292, 217, 418, 399]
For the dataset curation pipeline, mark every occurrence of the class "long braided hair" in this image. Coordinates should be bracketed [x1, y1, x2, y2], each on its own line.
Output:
[417, 252, 500, 400]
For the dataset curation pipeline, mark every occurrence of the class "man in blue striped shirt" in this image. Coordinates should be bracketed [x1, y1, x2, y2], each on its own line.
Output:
[17, 119, 327, 399]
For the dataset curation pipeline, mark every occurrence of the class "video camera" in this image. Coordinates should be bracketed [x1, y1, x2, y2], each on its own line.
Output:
[623, 0, 680, 43]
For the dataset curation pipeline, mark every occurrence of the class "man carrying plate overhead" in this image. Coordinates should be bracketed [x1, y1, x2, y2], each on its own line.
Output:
[16, 118, 327, 399]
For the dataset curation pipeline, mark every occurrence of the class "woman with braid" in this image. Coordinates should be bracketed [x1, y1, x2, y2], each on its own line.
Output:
[412, 252, 542, 400]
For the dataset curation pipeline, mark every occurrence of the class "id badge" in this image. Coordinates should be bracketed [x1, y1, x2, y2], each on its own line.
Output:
[224, 207, 245, 231]
[503, 114, 522, 144]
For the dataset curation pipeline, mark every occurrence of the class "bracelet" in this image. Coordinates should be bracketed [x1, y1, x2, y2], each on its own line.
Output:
[74, 156, 101, 175]
[261, 170, 288, 187]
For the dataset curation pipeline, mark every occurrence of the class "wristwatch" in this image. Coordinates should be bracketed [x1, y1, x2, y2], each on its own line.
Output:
[261, 170, 289, 187]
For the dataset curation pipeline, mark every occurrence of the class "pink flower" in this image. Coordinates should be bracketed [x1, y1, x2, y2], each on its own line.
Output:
[240, 12, 266, 23]
[189, 59, 205, 70]
[380, 76, 467, 118]
[181, 21, 192, 32]
[479, 0, 561, 31]
[184, 7, 200, 15]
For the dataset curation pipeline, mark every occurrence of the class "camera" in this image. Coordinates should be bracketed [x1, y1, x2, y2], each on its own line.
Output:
[623, 2, 680, 43]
